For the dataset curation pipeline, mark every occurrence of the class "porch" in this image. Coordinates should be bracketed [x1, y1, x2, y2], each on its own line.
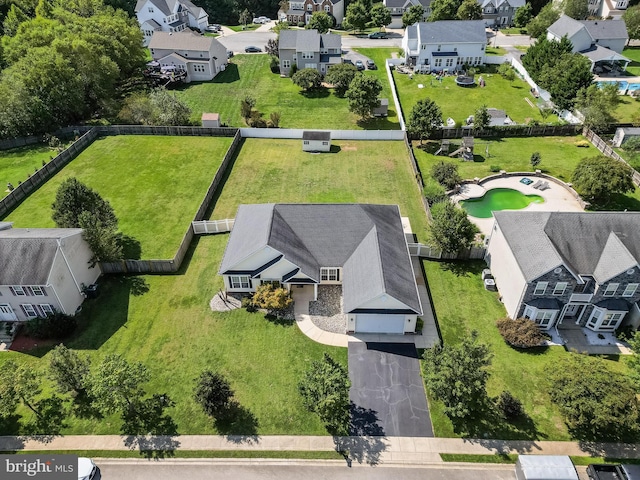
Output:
[555, 322, 632, 355]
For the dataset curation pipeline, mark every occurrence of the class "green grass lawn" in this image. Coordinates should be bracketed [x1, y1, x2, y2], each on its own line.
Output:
[0, 144, 62, 198]
[622, 47, 640, 76]
[0, 234, 346, 435]
[612, 94, 640, 123]
[500, 27, 528, 35]
[175, 54, 400, 129]
[226, 24, 260, 32]
[354, 47, 399, 108]
[210, 138, 429, 241]
[3, 136, 233, 259]
[485, 47, 507, 56]
[393, 66, 556, 125]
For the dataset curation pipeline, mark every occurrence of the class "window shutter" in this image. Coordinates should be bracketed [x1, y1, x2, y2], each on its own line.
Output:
[42, 287, 48, 296]
[26, 286, 33, 296]
[19, 305, 27, 316]
[10, 287, 16, 296]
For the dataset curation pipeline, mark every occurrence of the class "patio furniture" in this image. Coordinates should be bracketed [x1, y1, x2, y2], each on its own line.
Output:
[531, 180, 543, 189]
[538, 181, 550, 191]
[520, 177, 533, 185]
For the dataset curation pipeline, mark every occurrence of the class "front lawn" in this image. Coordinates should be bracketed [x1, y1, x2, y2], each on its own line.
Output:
[354, 47, 400, 112]
[0, 144, 62, 198]
[485, 47, 507, 56]
[393, 66, 556, 125]
[226, 24, 260, 32]
[176, 54, 400, 129]
[210, 138, 429, 241]
[3, 136, 233, 259]
[0, 234, 346, 435]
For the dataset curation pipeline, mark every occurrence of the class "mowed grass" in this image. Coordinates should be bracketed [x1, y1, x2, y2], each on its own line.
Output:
[175, 54, 400, 130]
[622, 47, 640, 76]
[210, 139, 429, 241]
[0, 234, 346, 435]
[3, 136, 233, 258]
[612, 94, 640, 123]
[0, 144, 60, 198]
[393, 67, 556, 125]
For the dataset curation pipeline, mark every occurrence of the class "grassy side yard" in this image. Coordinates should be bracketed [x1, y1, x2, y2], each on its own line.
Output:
[0, 144, 62, 198]
[210, 139, 429, 241]
[3, 136, 233, 259]
[612, 94, 640, 123]
[0, 234, 347, 435]
[176, 54, 400, 130]
[393, 66, 556, 125]
[622, 47, 640, 76]
[354, 47, 399, 108]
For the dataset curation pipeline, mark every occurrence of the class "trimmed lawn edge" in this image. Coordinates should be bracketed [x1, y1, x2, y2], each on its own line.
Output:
[440, 454, 640, 465]
[0, 450, 344, 460]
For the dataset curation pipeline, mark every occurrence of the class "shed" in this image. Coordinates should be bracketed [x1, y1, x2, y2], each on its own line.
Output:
[302, 131, 331, 152]
[612, 127, 640, 148]
[515, 455, 578, 480]
[201, 113, 220, 128]
[373, 98, 389, 117]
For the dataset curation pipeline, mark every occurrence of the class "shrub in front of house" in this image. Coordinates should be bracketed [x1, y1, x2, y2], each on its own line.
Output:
[241, 296, 257, 313]
[496, 317, 546, 348]
[26, 312, 77, 339]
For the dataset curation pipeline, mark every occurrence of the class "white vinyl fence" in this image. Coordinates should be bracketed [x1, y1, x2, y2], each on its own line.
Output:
[192, 219, 235, 234]
[239, 128, 404, 140]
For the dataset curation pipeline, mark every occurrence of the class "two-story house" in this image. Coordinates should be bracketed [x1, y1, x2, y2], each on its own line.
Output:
[218, 204, 423, 334]
[135, 0, 209, 46]
[479, 0, 525, 27]
[148, 31, 227, 82]
[588, 0, 629, 20]
[402, 20, 487, 73]
[279, 0, 345, 26]
[383, 0, 431, 28]
[0, 224, 100, 325]
[278, 29, 342, 76]
[547, 15, 630, 73]
[485, 211, 640, 332]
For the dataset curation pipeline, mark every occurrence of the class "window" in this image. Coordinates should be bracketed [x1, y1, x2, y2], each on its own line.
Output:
[303, 140, 309, 145]
[434, 58, 442, 67]
[523, 306, 556, 328]
[602, 312, 624, 328]
[148, 7, 154, 12]
[21, 304, 37, 318]
[11, 286, 26, 296]
[603, 283, 619, 296]
[322, 141, 328, 145]
[39, 304, 54, 316]
[282, 60, 291, 68]
[307, 3, 313, 10]
[320, 268, 340, 282]
[533, 281, 547, 295]
[623, 283, 639, 297]
[553, 282, 567, 296]
[302, 52, 314, 59]
[445, 58, 454, 67]
[229, 276, 250, 289]
[324, 5, 330, 11]
[437, 45, 441, 51]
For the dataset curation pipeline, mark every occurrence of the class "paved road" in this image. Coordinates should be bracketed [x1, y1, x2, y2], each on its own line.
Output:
[97, 460, 517, 480]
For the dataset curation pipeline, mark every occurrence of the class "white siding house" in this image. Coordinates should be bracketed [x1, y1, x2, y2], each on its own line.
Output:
[136, 0, 209, 46]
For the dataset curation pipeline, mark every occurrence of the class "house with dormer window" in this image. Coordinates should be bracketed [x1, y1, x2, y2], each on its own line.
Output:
[135, 0, 209, 46]
[485, 211, 640, 332]
[278, 29, 342, 76]
[479, 0, 525, 27]
[279, 0, 344, 26]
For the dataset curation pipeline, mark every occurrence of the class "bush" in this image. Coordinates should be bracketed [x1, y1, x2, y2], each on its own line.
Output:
[431, 161, 461, 190]
[415, 317, 424, 333]
[297, 22, 305, 27]
[269, 56, 280, 74]
[241, 296, 257, 313]
[574, 140, 590, 148]
[489, 165, 501, 172]
[495, 391, 524, 419]
[25, 312, 77, 339]
[496, 317, 545, 348]
[423, 178, 446, 206]
[194, 371, 234, 419]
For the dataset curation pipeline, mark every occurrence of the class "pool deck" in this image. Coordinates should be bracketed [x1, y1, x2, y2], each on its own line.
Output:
[452, 176, 584, 236]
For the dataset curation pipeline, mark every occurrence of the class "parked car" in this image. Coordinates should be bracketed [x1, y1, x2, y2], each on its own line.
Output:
[355, 60, 365, 71]
[245, 46, 262, 53]
[343, 58, 354, 65]
[227, 50, 234, 58]
[78, 458, 100, 480]
[253, 16, 271, 23]
[587, 464, 640, 480]
[205, 24, 219, 32]
[368, 32, 387, 39]
[366, 59, 376, 70]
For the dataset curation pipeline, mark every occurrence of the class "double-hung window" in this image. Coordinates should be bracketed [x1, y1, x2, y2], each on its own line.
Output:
[622, 283, 638, 297]
[552, 282, 567, 295]
[21, 304, 38, 318]
[603, 283, 619, 296]
[39, 304, 55, 316]
[533, 282, 547, 295]
[320, 268, 339, 282]
[229, 276, 250, 289]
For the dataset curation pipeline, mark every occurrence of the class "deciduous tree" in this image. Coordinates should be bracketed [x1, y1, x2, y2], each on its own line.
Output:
[345, 75, 383, 119]
[408, 98, 442, 143]
[324, 63, 358, 97]
[513, 2, 532, 28]
[526, 2, 560, 38]
[623, 5, 640, 44]
[575, 83, 619, 133]
[48, 344, 91, 395]
[431, 160, 461, 189]
[563, 0, 588, 20]
[292, 68, 323, 91]
[402, 4, 424, 27]
[457, 0, 482, 20]
[474, 105, 491, 130]
[306, 11, 333, 33]
[149, 88, 191, 126]
[343, 0, 369, 31]
[530, 151, 541, 168]
[429, 0, 461, 21]
[572, 155, 635, 205]
[370, 2, 392, 28]
[89, 354, 150, 415]
[428, 200, 478, 252]
[0, 360, 44, 419]
[194, 371, 234, 418]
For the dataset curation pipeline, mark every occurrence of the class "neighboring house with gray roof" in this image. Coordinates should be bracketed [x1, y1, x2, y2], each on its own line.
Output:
[402, 20, 487, 73]
[0, 225, 100, 324]
[278, 0, 345, 26]
[219, 204, 423, 334]
[485, 211, 640, 332]
[588, 0, 630, 20]
[383, 0, 431, 28]
[479, 0, 525, 27]
[278, 30, 342, 76]
[136, 0, 209, 46]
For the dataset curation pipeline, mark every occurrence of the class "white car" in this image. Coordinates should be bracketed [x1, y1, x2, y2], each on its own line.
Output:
[78, 458, 100, 480]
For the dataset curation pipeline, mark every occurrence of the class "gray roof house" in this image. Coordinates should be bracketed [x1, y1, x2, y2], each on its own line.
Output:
[485, 211, 640, 332]
[479, 0, 525, 28]
[278, 29, 342, 76]
[219, 204, 423, 334]
[135, 0, 209, 46]
[0, 225, 100, 324]
[384, 0, 431, 28]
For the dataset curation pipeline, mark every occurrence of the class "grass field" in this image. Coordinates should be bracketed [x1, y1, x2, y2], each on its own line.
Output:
[612, 94, 640, 123]
[0, 144, 61, 198]
[175, 54, 400, 130]
[622, 47, 640, 76]
[0, 234, 346, 436]
[393, 66, 556, 125]
[210, 139, 429, 241]
[485, 47, 507, 56]
[3, 136, 233, 259]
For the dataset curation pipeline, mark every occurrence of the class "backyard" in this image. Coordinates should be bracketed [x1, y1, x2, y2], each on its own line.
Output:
[210, 138, 429, 241]
[0, 234, 346, 435]
[176, 54, 400, 130]
[622, 47, 640, 76]
[0, 144, 63, 198]
[3, 135, 233, 258]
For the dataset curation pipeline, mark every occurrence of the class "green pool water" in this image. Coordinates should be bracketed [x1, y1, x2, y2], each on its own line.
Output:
[461, 188, 544, 218]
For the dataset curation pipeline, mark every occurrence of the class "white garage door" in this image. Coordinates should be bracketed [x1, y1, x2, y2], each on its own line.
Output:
[356, 314, 405, 334]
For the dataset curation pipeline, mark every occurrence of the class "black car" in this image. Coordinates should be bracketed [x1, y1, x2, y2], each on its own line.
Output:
[366, 59, 376, 70]
[343, 58, 354, 65]
[245, 46, 262, 53]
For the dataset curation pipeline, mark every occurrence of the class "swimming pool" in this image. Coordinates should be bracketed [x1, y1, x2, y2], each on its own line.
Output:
[461, 188, 544, 218]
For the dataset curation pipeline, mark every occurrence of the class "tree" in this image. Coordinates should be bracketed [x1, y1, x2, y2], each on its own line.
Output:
[89, 354, 150, 414]
[149, 88, 191, 126]
[0, 360, 44, 419]
[117, 92, 155, 125]
[343, 0, 369, 31]
[3, 4, 29, 36]
[265, 37, 279, 56]
[563, 0, 588, 20]
[48, 344, 91, 394]
[539, 53, 593, 111]
[194, 371, 234, 418]
[526, 2, 560, 38]
[530, 151, 541, 168]
[345, 75, 383, 119]
[474, 105, 491, 130]
[498, 63, 516, 83]
[306, 11, 333, 33]
[422, 332, 492, 422]
[496, 317, 546, 348]
[370, 2, 392, 28]
[240, 95, 256, 121]
[292, 68, 323, 91]
[429, 0, 461, 21]
[575, 83, 619, 133]
[431, 160, 461, 189]
[549, 354, 640, 440]
[572, 155, 635, 205]
[629, 331, 640, 389]
[324, 63, 358, 97]
[239, 8, 251, 26]
[457, 0, 482, 20]
[428, 200, 477, 252]
[402, 4, 424, 27]
[522, 36, 573, 84]
[623, 5, 640, 44]
[298, 353, 350, 435]
[407, 98, 442, 144]
[513, 2, 533, 28]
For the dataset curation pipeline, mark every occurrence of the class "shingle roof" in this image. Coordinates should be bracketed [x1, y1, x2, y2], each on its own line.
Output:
[416, 20, 487, 44]
[136, 0, 175, 15]
[548, 15, 585, 39]
[320, 33, 341, 49]
[0, 229, 82, 285]
[303, 131, 331, 141]
[579, 45, 630, 62]
[279, 30, 341, 52]
[581, 19, 628, 40]
[149, 30, 217, 51]
[219, 204, 421, 314]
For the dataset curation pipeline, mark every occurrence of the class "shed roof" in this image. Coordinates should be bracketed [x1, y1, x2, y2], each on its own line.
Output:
[302, 131, 331, 141]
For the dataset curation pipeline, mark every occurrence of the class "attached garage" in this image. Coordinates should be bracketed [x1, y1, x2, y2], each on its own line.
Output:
[355, 314, 405, 334]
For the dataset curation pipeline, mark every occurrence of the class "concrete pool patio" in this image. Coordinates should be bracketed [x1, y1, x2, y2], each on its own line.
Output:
[451, 174, 585, 236]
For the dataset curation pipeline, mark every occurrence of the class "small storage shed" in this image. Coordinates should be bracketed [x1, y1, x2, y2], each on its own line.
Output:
[612, 127, 640, 147]
[201, 113, 220, 128]
[302, 131, 331, 152]
[515, 455, 578, 480]
[373, 98, 389, 117]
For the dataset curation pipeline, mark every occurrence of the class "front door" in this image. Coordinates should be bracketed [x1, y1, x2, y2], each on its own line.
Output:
[586, 309, 602, 330]
[0, 304, 17, 321]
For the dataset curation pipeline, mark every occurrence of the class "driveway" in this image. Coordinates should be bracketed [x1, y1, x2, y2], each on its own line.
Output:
[348, 342, 433, 437]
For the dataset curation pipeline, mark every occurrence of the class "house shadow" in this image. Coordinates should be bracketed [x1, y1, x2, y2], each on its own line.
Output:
[333, 403, 387, 467]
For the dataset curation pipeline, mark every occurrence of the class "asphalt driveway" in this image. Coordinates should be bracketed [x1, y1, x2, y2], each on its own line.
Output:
[348, 342, 433, 437]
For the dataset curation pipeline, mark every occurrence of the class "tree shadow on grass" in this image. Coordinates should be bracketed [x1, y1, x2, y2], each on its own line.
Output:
[214, 400, 260, 443]
[119, 234, 142, 260]
[437, 259, 485, 278]
[588, 192, 640, 212]
[20, 396, 67, 443]
[299, 88, 330, 99]
[264, 313, 295, 326]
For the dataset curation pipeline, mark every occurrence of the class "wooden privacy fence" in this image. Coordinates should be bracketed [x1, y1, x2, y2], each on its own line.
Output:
[583, 128, 640, 186]
[425, 124, 583, 140]
[408, 243, 486, 260]
[192, 219, 234, 234]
